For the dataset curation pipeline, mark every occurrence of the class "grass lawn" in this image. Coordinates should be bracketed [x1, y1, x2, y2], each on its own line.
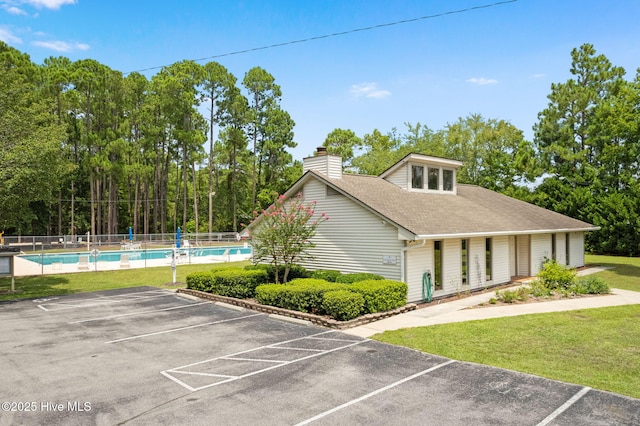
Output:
[0, 261, 249, 302]
[585, 253, 640, 292]
[374, 254, 640, 399]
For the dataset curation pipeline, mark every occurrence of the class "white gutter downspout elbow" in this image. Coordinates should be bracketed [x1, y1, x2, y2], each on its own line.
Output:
[401, 239, 426, 283]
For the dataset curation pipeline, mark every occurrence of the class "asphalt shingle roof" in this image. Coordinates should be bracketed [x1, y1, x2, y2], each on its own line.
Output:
[310, 171, 596, 237]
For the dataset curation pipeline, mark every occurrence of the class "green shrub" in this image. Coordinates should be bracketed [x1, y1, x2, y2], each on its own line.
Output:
[538, 259, 577, 290]
[210, 267, 268, 298]
[576, 276, 610, 295]
[349, 279, 407, 313]
[254, 284, 286, 307]
[311, 269, 342, 282]
[322, 290, 364, 321]
[496, 287, 529, 303]
[496, 289, 518, 303]
[528, 279, 554, 297]
[336, 272, 385, 284]
[256, 278, 346, 313]
[244, 263, 310, 283]
[186, 272, 214, 292]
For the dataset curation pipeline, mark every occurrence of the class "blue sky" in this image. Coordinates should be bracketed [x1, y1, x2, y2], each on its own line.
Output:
[2, 0, 639, 161]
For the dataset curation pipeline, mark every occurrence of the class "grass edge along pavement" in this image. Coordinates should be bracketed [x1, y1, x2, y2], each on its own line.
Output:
[0, 261, 250, 301]
[374, 254, 640, 400]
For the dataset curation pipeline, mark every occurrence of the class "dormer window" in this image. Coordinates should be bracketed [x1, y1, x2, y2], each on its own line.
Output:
[443, 169, 454, 191]
[380, 153, 462, 194]
[411, 165, 424, 189]
[428, 168, 439, 190]
[409, 163, 456, 193]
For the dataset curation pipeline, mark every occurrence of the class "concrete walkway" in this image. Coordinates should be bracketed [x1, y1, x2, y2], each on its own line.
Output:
[344, 267, 640, 338]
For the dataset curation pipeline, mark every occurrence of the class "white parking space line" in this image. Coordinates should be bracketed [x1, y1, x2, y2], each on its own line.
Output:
[38, 291, 174, 312]
[69, 301, 211, 324]
[162, 331, 367, 392]
[536, 386, 591, 426]
[105, 313, 263, 344]
[295, 360, 456, 425]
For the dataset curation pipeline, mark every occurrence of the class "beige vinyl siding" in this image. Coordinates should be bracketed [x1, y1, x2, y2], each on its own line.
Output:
[517, 235, 530, 276]
[384, 164, 408, 189]
[568, 232, 585, 268]
[405, 244, 432, 303]
[301, 179, 403, 279]
[441, 239, 461, 295]
[555, 232, 567, 265]
[303, 155, 342, 178]
[469, 237, 485, 289]
[530, 233, 552, 275]
[492, 236, 510, 284]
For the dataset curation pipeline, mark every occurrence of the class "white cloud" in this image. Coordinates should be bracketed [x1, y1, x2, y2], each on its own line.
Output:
[21, 0, 76, 9]
[32, 39, 89, 52]
[350, 82, 391, 99]
[5, 5, 27, 14]
[466, 77, 498, 85]
[531, 73, 546, 79]
[0, 27, 22, 43]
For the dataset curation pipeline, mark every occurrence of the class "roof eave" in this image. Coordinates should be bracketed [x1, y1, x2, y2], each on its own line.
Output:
[411, 226, 600, 240]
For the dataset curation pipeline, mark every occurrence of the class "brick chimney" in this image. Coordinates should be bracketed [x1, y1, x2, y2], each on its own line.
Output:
[303, 147, 342, 179]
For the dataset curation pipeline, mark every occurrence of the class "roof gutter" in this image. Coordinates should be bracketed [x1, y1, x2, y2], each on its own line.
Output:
[412, 227, 600, 240]
[400, 239, 426, 283]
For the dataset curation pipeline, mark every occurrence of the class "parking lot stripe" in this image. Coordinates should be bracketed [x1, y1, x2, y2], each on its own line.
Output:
[69, 301, 211, 324]
[165, 330, 336, 371]
[294, 359, 456, 425]
[536, 386, 591, 426]
[105, 313, 263, 344]
[173, 340, 367, 392]
[38, 292, 175, 311]
[161, 331, 367, 392]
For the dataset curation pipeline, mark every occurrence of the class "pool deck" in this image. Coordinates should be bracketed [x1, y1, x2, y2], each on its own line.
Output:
[13, 251, 251, 277]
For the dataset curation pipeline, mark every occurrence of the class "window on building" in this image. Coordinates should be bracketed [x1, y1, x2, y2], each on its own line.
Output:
[485, 238, 492, 281]
[443, 169, 454, 191]
[434, 240, 443, 290]
[411, 165, 424, 189]
[462, 239, 469, 285]
[428, 168, 439, 190]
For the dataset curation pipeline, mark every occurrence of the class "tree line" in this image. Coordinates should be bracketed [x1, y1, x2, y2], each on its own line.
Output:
[1, 42, 638, 255]
[0, 41, 297, 238]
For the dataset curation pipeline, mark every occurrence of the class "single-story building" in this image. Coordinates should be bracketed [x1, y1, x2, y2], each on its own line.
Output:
[254, 148, 598, 302]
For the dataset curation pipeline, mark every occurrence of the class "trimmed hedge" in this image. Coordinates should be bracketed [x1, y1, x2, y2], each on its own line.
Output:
[186, 271, 214, 292]
[311, 269, 342, 282]
[255, 278, 346, 313]
[210, 267, 268, 298]
[349, 279, 408, 313]
[245, 263, 310, 283]
[322, 290, 364, 321]
[336, 272, 385, 284]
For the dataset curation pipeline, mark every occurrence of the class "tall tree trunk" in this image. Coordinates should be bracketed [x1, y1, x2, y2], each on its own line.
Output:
[192, 162, 198, 236]
[208, 96, 215, 236]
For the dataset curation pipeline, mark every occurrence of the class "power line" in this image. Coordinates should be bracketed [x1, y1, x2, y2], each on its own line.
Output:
[125, 0, 518, 75]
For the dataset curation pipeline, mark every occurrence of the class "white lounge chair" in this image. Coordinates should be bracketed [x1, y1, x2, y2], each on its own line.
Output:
[78, 255, 90, 270]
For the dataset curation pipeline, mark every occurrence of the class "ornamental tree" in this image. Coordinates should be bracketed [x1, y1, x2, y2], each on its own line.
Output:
[247, 193, 328, 283]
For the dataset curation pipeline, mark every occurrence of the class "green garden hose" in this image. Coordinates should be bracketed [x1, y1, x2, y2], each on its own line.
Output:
[422, 271, 433, 303]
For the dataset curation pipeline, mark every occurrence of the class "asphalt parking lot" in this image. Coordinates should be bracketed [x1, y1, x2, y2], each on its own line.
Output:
[1, 286, 639, 425]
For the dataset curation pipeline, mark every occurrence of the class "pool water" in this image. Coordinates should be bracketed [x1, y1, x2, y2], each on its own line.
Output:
[20, 246, 252, 265]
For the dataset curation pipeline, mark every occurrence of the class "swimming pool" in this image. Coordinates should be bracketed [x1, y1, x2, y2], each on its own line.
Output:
[20, 246, 252, 265]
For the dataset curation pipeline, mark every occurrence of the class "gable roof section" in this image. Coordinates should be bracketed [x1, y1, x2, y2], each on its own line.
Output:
[297, 171, 597, 239]
[379, 152, 463, 179]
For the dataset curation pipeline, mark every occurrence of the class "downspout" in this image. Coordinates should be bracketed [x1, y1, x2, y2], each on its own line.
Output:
[400, 239, 426, 283]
